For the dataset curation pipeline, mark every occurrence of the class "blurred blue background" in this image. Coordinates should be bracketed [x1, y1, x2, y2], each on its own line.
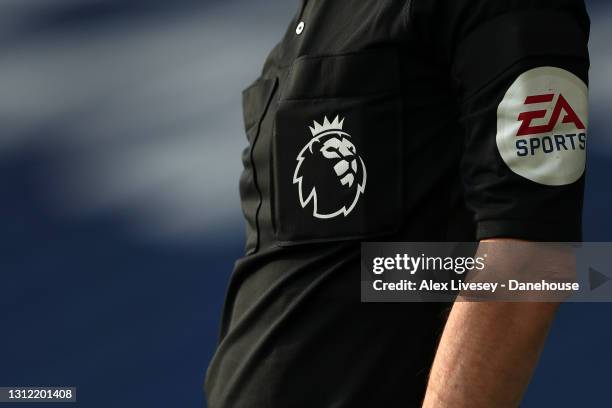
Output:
[0, 1, 610, 407]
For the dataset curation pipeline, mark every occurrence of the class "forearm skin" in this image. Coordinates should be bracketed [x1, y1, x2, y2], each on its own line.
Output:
[422, 301, 559, 408]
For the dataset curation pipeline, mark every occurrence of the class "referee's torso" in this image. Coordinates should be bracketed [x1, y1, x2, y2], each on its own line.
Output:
[206, 0, 590, 406]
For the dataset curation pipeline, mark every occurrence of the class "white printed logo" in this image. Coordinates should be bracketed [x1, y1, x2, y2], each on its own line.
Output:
[293, 116, 367, 219]
[497, 67, 588, 186]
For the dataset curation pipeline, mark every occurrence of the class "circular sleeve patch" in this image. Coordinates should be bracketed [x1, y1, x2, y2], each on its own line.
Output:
[496, 66, 588, 186]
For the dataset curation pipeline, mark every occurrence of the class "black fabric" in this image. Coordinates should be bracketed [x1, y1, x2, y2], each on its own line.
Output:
[282, 49, 400, 99]
[206, 0, 590, 406]
[240, 78, 278, 254]
[452, 10, 589, 98]
[208, 244, 449, 408]
[477, 219, 582, 242]
[274, 49, 404, 244]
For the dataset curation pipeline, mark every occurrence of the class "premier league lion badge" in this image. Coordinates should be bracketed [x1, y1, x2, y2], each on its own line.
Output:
[293, 115, 367, 219]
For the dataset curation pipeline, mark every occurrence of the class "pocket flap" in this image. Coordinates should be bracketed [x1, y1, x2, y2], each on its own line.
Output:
[282, 49, 400, 100]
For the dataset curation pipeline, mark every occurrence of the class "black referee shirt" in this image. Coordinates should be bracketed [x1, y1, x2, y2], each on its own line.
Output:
[206, 0, 590, 406]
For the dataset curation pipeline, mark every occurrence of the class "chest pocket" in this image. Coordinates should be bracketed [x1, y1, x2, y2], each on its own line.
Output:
[240, 77, 278, 254]
[273, 48, 404, 245]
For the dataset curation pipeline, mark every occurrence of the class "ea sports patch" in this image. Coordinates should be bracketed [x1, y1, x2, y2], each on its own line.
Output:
[496, 67, 588, 186]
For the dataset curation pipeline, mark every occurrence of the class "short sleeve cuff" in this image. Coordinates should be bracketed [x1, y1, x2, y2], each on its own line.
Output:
[477, 219, 582, 242]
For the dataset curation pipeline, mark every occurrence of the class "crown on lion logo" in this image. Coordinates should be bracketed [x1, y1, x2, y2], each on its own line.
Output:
[309, 115, 345, 136]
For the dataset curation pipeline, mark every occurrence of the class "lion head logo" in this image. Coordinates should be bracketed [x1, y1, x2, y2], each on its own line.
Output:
[293, 115, 367, 219]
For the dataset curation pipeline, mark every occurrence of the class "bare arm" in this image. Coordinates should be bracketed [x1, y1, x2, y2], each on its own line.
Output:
[422, 240, 573, 407]
[422, 301, 558, 407]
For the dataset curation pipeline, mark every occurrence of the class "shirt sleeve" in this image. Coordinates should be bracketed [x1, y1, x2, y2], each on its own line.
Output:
[410, 0, 591, 241]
